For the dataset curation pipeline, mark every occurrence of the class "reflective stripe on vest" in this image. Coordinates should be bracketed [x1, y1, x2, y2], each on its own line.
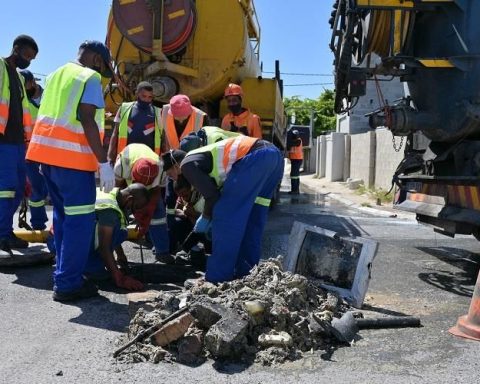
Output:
[162, 105, 205, 149]
[187, 135, 258, 187]
[289, 139, 303, 160]
[26, 62, 104, 172]
[95, 187, 127, 228]
[202, 126, 240, 145]
[0, 58, 33, 141]
[119, 143, 159, 188]
[117, 101, 162, 155]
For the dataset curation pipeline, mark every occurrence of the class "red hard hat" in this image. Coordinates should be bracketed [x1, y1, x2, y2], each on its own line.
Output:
[132, 158, 159, 186]
[224, 83, 243, 98]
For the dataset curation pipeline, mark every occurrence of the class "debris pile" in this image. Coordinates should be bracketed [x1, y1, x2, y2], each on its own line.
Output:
[116, 258, 349, 365]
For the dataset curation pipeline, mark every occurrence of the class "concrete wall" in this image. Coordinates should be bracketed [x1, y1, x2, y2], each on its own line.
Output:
[325, 133, 345, 182]
[337, 76, 405, 135]
[349, 131, 376, 187]
[374, 129, 405, 190]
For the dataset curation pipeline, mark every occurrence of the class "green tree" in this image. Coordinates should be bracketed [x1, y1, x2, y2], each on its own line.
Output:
[284, 90, 336, 137]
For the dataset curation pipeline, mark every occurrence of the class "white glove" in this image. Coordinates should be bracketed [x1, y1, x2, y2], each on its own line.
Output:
[99, 162, 115, 192]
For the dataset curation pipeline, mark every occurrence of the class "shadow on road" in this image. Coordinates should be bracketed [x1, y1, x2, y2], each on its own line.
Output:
[416, 246, 480, 297]
[0, 264, 53, 291]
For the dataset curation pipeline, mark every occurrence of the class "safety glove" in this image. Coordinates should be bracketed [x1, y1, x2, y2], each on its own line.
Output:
[193, 215, 212, 234]
[99, 162, 115, 192]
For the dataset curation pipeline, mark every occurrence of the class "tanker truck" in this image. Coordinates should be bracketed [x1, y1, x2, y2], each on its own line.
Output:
[103, 0, 286, 149]
[330, 0, 480, 239]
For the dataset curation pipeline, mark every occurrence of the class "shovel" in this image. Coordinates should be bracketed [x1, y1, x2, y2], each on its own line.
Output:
[331, 312, 421, 343]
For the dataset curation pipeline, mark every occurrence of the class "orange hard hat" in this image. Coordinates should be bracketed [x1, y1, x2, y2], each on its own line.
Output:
[224, 83, 243, 98]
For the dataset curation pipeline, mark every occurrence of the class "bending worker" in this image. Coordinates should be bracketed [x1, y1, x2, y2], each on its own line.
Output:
[107, 81, 164, 164]
[162, 94, 208, 246]
[82, 184, 148, 295]
[26, 41, 116, 301]
[287, 129, 303, 195]
[0, 35, 38, 256]
[221, 83, 262, 139]
[113, 143, 171, 263]
[20, 69, 48, 230]
[162, 135, 284, 283]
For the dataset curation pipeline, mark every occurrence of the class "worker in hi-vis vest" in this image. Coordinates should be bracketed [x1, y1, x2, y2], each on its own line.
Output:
[20, 69, 48, 231]
[287, 129, 303, 195]
[26, 41, 116, 302]
[113, 143, 171, 263]
[162, 135, 284, 283]
[221, 83, 262, 139]
[162, 94, 208, 253]
[0, 35, 37, 257]
[107, 81, 164, 164]
[84, 184, 149, 292]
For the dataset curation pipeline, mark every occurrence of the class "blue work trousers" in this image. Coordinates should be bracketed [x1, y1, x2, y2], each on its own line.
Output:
[84, 222, 128, 275]
[25, 160, 49, 230]
[290, 159, 302, 193]
[41, 165, 96, 293]
[206, 145, 284, 283]
[149, 195, 170, 254]
[0, 144, 26, 239]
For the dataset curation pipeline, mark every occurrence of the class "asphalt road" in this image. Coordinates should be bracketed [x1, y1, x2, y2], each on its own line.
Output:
[1, 183, 480, 383]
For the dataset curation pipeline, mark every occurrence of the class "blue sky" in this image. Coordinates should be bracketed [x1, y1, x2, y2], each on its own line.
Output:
[0, 0, 333, 99]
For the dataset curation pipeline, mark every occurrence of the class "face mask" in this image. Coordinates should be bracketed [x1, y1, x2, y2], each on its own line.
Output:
[15, 55, 30, 69]
[26, 88, 36, 99]
[92, 65, 102, 74]
[228, 103, 242, 115]
[137, 100, 151, 109]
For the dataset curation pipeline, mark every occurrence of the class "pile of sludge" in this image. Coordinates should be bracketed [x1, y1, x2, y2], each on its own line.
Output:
[116, 258, 349, 365]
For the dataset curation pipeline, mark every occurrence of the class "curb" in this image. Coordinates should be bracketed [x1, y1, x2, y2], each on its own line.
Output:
[300, 179, 415, 220]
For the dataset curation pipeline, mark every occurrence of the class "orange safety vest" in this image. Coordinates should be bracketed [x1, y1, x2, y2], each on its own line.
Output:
[26, 63, 104, 172]
[162, 105, 206, 150]
[289, 138, 303, 160]
[0, 58, 32, 141]
[187, 135, 258, 187]
[221, 109, 262, 139]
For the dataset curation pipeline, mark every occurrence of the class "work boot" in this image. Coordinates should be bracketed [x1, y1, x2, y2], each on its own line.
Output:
[175, 250, 191, 265]
[8, 232, 29, 249]
[52, 279, 99, 302]
[0, 239, 13, 258]
[155, 252, 175, 264]
[288, 190, 300, 195]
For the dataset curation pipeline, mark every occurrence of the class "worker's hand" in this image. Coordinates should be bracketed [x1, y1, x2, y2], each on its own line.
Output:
[99, 162, 115, 192]
[112, 270, 144, 291]
[193, 215, 211, 234]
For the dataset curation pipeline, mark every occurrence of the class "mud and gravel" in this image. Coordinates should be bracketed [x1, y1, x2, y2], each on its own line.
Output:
[116, 257, 349, 366]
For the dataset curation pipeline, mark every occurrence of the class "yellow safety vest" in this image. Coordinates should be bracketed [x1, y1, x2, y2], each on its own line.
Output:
[117, 101, 162, 155]
[201, 126, 240, 145]
[187, 135, 258, 187]
[0, 58, 32, 141]
[26, 62, 104, 172]
[117, 143, 160, 189]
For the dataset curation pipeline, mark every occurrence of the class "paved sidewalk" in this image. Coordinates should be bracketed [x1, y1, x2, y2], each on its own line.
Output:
[292, 170, 415, 220]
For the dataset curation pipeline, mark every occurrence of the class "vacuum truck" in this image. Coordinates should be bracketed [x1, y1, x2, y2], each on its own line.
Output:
[330, 0, 480, 239]
[103, 0, 286, 149]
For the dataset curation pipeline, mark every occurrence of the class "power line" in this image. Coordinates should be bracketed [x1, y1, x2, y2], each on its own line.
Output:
[284, 82, 333, 87]
[263, 71, 333, 77]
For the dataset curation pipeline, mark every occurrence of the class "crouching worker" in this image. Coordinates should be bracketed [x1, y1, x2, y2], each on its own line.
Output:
[162, 135, 284, 283]
[113, 143, 172, 263]
[82, 183, 148, 294]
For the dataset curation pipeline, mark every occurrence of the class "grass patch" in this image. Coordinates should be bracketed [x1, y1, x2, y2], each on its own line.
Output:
[354, 184, 394, 205]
